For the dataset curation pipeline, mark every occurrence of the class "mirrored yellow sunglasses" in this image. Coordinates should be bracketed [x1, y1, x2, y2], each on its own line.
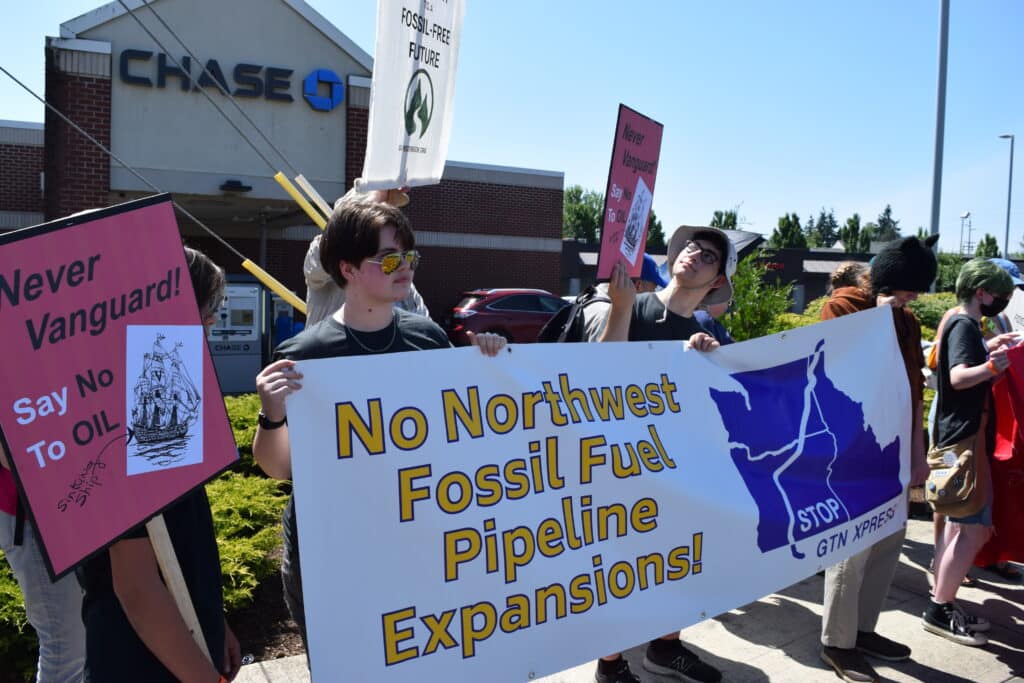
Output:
[366, 249, 421, 275]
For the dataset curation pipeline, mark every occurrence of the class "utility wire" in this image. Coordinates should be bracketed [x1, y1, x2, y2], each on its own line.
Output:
[115, 0, 285, 175]
[128, 0, 302, 177]
[1, 63, 247, 263]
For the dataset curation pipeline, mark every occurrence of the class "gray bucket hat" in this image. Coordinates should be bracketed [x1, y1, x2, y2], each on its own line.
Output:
[666, 225, 738, 305]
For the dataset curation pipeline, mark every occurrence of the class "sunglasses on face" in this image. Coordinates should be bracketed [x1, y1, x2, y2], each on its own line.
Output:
[366, 249, 421, 275]
[681, 239, 721, 266]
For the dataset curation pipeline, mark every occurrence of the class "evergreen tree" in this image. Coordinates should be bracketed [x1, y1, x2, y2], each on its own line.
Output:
[804, 214, 819, 247]
[710, 209, 738, 230]
[975, 234, 1000, 258]
[770, 212, 807, 249]
[814, 208, 840, 248]
[646, 209, 666, 250]
[874, 204, 901, 242]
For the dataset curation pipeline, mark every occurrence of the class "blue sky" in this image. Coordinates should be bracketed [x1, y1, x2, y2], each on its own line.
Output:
[2, 1, 1022, 253]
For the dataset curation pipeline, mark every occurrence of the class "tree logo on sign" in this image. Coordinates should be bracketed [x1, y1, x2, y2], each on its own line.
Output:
[404, 69, 434, 138]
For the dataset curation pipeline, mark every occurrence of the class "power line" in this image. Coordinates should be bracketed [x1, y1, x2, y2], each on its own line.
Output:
[2, 63, 258, 268]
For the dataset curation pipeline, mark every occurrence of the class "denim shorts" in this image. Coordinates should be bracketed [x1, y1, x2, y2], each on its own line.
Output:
[949, 503, 992, 526]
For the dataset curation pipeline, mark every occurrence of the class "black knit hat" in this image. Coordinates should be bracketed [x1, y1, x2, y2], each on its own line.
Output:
[870, 234, 940, 293]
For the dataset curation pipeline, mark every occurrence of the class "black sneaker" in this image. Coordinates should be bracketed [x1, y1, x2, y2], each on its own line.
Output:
[642, 643, 722, 683]
[922, 603, 988, 646]
[855, 631, 911, 662]
[951, 604, 990, 632]
[594, 658, 640, 683]
[820, 646, 879, 683]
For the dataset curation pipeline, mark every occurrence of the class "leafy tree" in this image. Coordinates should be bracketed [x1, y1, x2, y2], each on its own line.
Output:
[646, 209, 666, 250]
[874, 204, 901, 242]
[769, 212, 807, 249]
[563, 184, 603, 242]
[975, 233, 1000, 258]
[723, 255, 793, 341]
[710, 209, 738, 230]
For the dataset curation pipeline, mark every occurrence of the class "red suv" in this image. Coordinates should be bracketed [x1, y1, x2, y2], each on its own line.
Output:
[445, 288, 569, 345]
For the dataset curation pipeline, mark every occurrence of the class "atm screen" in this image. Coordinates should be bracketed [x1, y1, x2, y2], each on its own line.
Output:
[231, 309, 254, 326]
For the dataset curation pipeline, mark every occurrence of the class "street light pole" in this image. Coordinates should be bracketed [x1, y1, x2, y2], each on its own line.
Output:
[1000, 134, 1014, 257]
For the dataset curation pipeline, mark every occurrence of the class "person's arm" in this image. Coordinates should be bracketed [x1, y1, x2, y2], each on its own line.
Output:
[949, 352, 1007, 390]
[599, 262, 635, 342]
[910, 400, 928, 486]
[253, 359, 303, 480]
[109, 538, 223, 683]
[222, 621, 242, 681]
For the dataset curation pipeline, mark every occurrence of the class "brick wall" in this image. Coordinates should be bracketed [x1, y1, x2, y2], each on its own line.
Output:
[0, 144, 43, 212]
[345, 106, 368, 192]
[44, 51, 111, 220]
[406, 180, 562, 239]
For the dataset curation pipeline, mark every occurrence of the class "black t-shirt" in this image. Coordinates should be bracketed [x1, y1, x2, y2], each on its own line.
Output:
[936, 314, 991, 448]
[628, 292, 707, 342]
[77, 487, 225, 682]
[275, 309, 451, 582]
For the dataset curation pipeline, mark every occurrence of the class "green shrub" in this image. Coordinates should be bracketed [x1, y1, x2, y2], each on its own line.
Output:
[802, 295, 829, 320]
[0, 558, 35, 682]
[907, 292, 957, 332]
[224, 394, 262, 476]
[723, 256, 794, 341]
[208, 473, 289, 610]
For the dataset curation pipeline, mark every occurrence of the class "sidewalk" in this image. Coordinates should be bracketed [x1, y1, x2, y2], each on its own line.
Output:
[236, 518, 1024, 682]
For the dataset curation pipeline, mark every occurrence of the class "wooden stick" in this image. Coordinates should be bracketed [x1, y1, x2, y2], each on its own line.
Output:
[145, 514, 213, 664]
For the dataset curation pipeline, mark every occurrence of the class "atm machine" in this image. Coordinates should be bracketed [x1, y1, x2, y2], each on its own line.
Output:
[208, 282, 265, 393]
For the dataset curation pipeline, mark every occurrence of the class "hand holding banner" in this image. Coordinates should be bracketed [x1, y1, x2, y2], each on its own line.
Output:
[356, 0, 466, 190]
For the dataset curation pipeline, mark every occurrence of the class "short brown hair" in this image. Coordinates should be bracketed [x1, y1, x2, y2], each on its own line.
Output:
[319, 201, 415, 289]
[184, 247, 225, 319]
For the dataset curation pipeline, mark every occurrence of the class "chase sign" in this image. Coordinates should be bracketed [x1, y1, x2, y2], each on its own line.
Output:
[118, 50, 346, 113]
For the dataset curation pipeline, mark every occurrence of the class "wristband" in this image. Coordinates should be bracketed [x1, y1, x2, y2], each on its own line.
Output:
[258, 412, 288, 430]
[987, 360, 999, 375]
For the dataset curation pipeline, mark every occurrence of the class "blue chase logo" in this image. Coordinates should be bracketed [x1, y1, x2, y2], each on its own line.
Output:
[708, 340, 902, 559]
[303, 69, 345, 112]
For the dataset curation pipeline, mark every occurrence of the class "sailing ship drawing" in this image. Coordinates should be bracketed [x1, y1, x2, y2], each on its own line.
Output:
[126, 328, 204, 474]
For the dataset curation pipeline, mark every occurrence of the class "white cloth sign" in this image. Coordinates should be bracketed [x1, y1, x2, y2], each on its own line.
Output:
[356, 0, 465, 191]
[1003, 288, 1024, 332]
[287, 306, 909, 681]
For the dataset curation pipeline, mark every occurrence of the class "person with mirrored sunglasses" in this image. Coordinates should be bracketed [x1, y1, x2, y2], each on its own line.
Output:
[253, 198, 506, 664]
[303, 188, 429, 326]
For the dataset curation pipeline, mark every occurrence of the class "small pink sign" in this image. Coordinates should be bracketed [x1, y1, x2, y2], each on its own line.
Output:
[0, 195, 238, 578]
[596, 104, 664, 280]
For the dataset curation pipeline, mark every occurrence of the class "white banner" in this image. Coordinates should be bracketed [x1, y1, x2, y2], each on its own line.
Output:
[288, 306, 910, 681]
[1003, 288, 1024, 331]
[356, 0, 465, 191]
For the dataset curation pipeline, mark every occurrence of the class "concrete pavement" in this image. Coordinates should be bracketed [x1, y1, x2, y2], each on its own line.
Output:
[236, 517, 1024, 682]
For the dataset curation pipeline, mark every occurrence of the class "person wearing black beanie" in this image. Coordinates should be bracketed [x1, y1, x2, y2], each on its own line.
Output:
[819, 234, 938, 682]
[870, 234, 940, 296]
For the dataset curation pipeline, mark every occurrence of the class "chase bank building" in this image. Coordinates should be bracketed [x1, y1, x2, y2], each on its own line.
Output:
[1, 0, 563, 327]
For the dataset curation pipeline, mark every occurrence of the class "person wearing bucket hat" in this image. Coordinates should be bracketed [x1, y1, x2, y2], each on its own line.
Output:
[818, 235, 939, 681]
[593, 226, 736, 683]
[582, 253, 668, 342]
[600, 226, 737, 346]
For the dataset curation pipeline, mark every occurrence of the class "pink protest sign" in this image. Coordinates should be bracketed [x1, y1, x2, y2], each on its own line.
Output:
[596, 104, 664, 280]
[0, 195, 238, 578]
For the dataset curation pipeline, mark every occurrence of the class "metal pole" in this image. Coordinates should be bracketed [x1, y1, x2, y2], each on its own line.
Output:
[929, 0, 950, 246]
[1001, 134, 1015, 257]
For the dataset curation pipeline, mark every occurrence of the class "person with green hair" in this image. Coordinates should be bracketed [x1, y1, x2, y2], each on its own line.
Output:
[925, 258, 1014, 646]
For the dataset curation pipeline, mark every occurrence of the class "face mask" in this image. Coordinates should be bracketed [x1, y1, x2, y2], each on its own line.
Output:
[980, 296, 1009, 317]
